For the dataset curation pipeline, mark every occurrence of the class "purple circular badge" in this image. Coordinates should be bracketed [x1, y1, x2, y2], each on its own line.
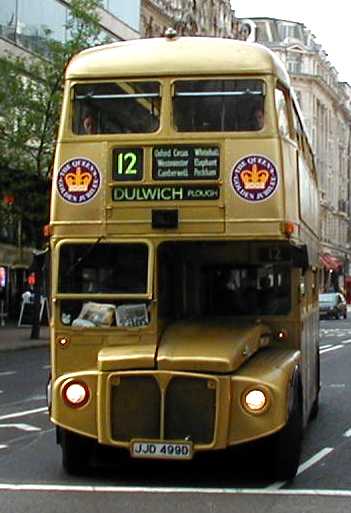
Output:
[231, 155, 279, 202]
[57, 158, 101, 204]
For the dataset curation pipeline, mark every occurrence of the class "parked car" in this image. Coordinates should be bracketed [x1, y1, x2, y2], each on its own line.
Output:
[319, 292, 347, 319]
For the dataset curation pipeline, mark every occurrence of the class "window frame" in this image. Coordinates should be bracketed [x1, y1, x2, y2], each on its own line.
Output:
[171, 77, 267, 133]
[54, 239, 153, 299]
[71, 80, 162, 136]
[274, 84, 293, 140]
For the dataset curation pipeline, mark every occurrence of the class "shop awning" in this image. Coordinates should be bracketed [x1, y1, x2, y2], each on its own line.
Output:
[320, 254, 343, 271]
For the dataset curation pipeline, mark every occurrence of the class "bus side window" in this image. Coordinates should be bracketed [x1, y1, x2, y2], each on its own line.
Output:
[292, 104, 303, 149]
[274, 87, 291, 138]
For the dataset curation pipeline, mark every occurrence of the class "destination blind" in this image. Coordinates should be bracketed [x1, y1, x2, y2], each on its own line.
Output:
[153, 145, 219, 180]
[112, 184, 220, 202]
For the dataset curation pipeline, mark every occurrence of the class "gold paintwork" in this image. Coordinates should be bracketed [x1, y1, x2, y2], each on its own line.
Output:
[49, 36, 320, 464]
[98, 344, 157, 371]
[66, 37, 289, 85]
[157, 320, 271, 372]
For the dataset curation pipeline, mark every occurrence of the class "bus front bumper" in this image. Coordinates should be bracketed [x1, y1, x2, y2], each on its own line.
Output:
[50, 348, 300, 457]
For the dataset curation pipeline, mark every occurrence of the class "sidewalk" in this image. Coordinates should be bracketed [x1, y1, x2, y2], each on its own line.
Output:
[0, 322, 49, 352]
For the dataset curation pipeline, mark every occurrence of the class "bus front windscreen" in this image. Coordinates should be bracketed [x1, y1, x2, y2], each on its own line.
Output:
[58, 242, 149, 294]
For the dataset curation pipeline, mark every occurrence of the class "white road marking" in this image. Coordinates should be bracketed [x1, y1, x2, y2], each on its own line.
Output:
[1, 484, 351, 497]
[0, 407, 47, 421]
[343, 428, 351, 437]
[296, 448, 334, 475]
[0, 423, 41, 432]
[0, 371, 16, 377]
[30, 394, 46, 401]
[320, 344, 343, 354]
[320, 344, 332, 349]
[342, 339, 351, 344]
[264, 481, 285, 491]
[0, 445, 8, 450]
[265, 447, 334, 491]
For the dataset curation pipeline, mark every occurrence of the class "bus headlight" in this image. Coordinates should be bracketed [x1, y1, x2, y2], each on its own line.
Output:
[242, 388, 269, 413]
[62, 380, 90, 408]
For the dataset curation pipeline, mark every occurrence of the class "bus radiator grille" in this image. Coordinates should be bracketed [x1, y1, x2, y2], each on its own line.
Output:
[165, 377, 215, 444]
[111, 376, 160, 441]
[110, 375, 216, 444]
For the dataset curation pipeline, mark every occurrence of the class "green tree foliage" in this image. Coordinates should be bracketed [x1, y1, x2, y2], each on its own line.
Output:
[0, 0, 107, 247]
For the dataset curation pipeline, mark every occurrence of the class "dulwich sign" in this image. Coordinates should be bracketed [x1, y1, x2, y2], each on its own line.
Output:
[112, 184, 219, 202]
[231, 154, 279, 202]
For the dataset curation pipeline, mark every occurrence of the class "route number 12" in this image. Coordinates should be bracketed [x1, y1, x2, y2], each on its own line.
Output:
[113, 148, 143, 181]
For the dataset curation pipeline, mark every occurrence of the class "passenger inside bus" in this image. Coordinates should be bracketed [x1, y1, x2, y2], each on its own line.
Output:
[81, 110, 97, 134]
[73, 81, 161, 134]
[173, 79, 265, 132]
[250, 105, 264, 130]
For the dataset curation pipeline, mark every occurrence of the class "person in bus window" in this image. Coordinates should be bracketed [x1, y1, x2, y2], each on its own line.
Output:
[250, 105, 264, 130]
[81, 110, 97, 134]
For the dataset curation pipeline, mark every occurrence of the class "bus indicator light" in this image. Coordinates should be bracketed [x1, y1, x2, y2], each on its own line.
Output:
[43, 224, 52, 237]
[283, 222, 296, 236]
[276, 329, 288, 341]
[57, 336, 70, 347]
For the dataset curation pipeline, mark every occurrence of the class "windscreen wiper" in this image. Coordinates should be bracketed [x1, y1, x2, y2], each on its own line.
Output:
[64, 236, 104, 277]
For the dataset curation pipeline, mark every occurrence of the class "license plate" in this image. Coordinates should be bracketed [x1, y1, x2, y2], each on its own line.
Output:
[131, 440, 193, 460]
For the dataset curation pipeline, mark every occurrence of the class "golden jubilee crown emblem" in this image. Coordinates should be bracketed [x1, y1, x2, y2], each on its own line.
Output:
[57, 158, 101, 204]
[231, 155, 279, 202]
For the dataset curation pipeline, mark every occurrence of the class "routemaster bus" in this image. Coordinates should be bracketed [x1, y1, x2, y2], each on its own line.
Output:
[48, 32, 320, 480]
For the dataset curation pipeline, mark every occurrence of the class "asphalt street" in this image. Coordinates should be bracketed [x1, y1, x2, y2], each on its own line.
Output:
[0, 317, 351, 512]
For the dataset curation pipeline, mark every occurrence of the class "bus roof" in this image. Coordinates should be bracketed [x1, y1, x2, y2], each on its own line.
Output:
[65, 36, 290, 85]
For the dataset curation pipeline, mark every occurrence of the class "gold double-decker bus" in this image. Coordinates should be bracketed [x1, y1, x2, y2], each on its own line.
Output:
[48, 33, 320, 480]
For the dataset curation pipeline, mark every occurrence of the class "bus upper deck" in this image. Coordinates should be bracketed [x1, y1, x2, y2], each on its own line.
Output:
[51, 36, 319, 262]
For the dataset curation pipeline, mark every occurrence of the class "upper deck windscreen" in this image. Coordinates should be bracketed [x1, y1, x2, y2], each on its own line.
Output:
[73, 81, 160, 134]
[173, 79, 265, 132]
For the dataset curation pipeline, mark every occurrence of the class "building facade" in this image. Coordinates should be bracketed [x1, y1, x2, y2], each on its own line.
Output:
[236, 17, 351, 294]
[140, 0, 235, 38]
[0, 0, 140, 61]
